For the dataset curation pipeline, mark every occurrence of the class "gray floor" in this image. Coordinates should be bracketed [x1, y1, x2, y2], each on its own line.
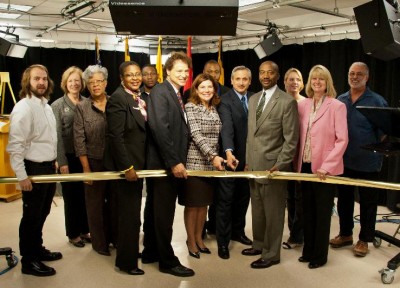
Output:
[0, 194, 399, 288]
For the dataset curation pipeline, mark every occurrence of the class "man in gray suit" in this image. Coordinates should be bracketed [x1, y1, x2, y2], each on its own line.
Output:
[243, 61, 299, 269]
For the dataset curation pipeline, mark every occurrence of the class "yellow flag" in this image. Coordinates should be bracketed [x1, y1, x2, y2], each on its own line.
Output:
[218, 36, 224, 85]
[156, 36, 163, 83]
[125, 37, 130, 61]
[95, 35, 101, 65]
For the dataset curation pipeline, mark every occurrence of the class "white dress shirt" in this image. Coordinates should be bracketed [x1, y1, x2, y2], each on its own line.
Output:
[7, 95, 57, 180]
[258, 85, 278, 113]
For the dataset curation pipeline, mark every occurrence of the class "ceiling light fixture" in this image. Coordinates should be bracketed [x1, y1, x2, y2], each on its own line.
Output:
[62, 0, 96, 16]
[253, 22, 283, 59]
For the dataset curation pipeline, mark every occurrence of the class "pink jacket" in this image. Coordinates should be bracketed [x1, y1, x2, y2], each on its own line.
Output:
[295, 97, 348, 175]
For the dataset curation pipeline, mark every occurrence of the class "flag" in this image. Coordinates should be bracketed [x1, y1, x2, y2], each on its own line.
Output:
[183, 36, 193, 93]
[218, 36, 224, 85]
[124, 37, 130, 61]
[156, 36, 163, 83]
[95, 35, 101, 65]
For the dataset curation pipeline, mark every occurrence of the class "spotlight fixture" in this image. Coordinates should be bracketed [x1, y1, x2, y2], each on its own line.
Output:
[253, 33, 282, 59]
[62, 0, 96, 16]
[0, 30, 27, 58]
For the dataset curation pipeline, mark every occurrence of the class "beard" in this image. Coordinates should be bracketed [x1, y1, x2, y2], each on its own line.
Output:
[30, 85, 48, 98]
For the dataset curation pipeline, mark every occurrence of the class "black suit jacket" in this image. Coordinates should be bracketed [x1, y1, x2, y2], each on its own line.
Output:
[146, 80, 189, 169]
[103, 85, 146, 171]
[217, 89, 254, 171]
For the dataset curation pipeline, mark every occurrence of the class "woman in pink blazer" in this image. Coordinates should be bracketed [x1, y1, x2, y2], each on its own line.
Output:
[296, 65, 348, 269]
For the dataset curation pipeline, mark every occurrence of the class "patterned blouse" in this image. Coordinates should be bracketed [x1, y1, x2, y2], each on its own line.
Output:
[185, 102, 222, 171]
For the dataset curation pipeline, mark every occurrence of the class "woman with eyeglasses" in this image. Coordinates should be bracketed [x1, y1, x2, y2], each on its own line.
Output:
[103, 61, 146, 275]
[74, 65, 117, 256]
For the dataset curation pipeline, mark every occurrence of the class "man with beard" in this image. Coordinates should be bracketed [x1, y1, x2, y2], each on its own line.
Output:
[330, 62, 388, 257]
[7, 64, 62, 277]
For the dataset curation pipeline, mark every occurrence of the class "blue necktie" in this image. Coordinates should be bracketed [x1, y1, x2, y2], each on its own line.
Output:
[241, 96, 248, 115]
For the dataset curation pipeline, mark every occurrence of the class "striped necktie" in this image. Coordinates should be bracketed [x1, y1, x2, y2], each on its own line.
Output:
[256, 91, 266, 121]
[177, 91, 184, 111]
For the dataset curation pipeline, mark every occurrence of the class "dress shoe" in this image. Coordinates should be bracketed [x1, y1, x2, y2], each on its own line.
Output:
[39, 249, 63, 261]
[96, 249, 111, 256]
[218, 246, 230, 259]
[353, 240, 368, 257]
[22, 260, 56, 277]
[308, 262, 326, 269]
[329, 235, 353, 248]
[232, 235, 253, 246]
[141, 257, 158, 264]
[159, 264, 195, 277]
[241, 248, 262, 256]
[186, 241, 200, 259]
[188, 250, 200, 259]
[196, 244, 211, 254]
[69, 238, 85, 248]
[120, 268, 145, 275]
[80, 234, 92, 243]
[250, 258, 280, 269]
[298, 256, 310, 263]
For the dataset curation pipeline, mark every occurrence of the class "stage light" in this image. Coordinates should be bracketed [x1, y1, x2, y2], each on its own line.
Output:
[62, 0, 95, 16]
[253, 33, 282, 59]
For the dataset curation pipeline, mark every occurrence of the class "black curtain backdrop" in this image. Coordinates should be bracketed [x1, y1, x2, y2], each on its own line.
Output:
[0, 39, 399, 210]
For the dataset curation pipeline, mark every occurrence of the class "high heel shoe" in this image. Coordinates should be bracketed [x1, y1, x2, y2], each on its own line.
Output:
[186, 241, 200, 259]
[196, 243, 211, 254]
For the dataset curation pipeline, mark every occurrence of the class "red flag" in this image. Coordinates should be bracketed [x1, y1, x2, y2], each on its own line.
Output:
[183, 36, 193, 93]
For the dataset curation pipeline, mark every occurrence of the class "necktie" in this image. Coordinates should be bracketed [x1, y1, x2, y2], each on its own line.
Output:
[177, 91, 184, 111]
[256, 91, 266, 121]
[241, 96, 248, 115]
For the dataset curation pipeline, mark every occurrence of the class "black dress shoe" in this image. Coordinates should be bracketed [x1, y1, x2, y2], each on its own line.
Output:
[22, 260, 56, 277]
[188, 250, 200, 259]
[39, 250, 63, 261]
[250, 258, 280, 269]
[69, 238, 85, 248]
[241, 248, 262, 256]
[160, 264, 195, 277]
[298, 256, 310, 263]
[308, 262, 326, 269]
[232, 235, 253, 245]
[142, 257, 158, 264]
[120, 268, 145, 275]
[218, 246, 230, 259]
[196, 244, 211, 254]
[96, 249, 111, 256]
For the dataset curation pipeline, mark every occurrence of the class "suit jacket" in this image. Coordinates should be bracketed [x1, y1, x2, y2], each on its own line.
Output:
[218, 89, 254, 171]
[103, 85, 146, 171]
[246, 87, 299, 184]
[295, 97, 348, 175]
[146, 80, 189, 169]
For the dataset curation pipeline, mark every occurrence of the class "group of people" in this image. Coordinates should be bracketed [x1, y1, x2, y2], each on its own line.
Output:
[6, 55, 387, 278]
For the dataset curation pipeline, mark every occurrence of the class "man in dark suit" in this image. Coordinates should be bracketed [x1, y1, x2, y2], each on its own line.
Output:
[243, 61, 299, 269]
[144, 52, 195, 277]
[104, 61, 147, 275]
[216, 65, 254, 259]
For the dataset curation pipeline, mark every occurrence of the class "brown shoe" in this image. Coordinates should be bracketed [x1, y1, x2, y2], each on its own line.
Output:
[353, 240, 368, 257]
[329, 235, 353, 248]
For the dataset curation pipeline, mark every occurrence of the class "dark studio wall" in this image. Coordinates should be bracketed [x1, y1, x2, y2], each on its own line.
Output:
[1, 39, 399, 210]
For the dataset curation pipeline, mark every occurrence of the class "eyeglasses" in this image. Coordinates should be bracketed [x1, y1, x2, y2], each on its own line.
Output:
[142, 72, 157, 77]
[348, 72, 365, 78]
[124, 73, 142, 78]
[88, 79, 105, 86]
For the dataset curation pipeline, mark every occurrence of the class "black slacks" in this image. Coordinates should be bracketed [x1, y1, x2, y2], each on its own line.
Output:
[61, 153, 89, 239]
[144, 177, 181, 269]
[301, 163, 335, 264]
[20, 160, 56, 263]
[337, 168, 380, 242]
[216, 177, 250, 246]
[115, 179, 143, 270]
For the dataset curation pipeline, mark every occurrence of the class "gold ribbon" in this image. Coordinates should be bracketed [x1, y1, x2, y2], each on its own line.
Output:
[0, 170, 399, 191]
